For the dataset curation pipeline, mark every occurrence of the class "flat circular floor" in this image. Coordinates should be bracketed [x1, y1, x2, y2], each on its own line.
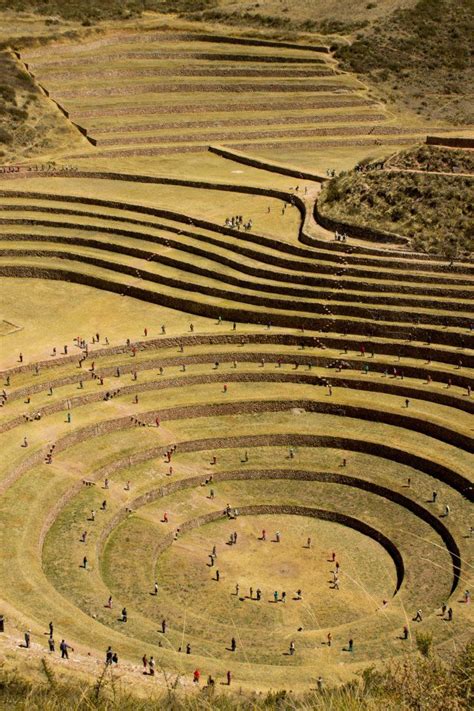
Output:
[153, 513, 397, 660]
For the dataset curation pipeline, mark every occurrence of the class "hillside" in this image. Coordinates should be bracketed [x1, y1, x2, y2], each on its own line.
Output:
[0, 48, 87, 162]
[335, 0, 474, 125]
[0, 0, 472, 128]
[0, 3, 472, 708]
[318, 145, 474, 256]
[0, 0, 417, 30]
[387, 144, 474, 174]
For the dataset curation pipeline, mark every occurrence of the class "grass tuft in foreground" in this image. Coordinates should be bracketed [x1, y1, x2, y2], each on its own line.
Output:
[1, 640, 472, 710]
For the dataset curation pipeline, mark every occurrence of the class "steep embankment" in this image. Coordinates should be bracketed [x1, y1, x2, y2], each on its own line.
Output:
[0, 49, 88, 162]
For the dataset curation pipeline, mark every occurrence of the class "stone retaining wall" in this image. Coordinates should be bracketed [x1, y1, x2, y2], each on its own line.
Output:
[426, 136, 474, 149]
[1, 264, 471, 349]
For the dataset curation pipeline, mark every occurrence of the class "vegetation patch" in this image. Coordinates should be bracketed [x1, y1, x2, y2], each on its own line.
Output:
[318, 162, 473, 256]
[0, 640, 472, 709]
[187, 9, 366, 34]
[0, 0, 217, 24]
[387, 144, 474, 174]
[336, 0, 474, 124]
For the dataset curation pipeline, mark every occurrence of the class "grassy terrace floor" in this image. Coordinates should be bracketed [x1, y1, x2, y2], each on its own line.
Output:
[0, 310, 472, 691]
[19, 27, 440, 164]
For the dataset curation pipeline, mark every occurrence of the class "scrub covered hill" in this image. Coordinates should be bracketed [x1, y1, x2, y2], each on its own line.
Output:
[335, 0, 474, 125]
[318, 145, 474, 257]
[0, 0, 414, 29]
[387, 144, 474, 174]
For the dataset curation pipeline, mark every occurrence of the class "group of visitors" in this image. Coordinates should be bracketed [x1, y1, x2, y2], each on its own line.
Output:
[224, 215, 252, 231]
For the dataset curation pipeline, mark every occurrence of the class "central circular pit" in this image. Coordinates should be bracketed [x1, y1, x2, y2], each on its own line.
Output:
[154, 511, 399, 661]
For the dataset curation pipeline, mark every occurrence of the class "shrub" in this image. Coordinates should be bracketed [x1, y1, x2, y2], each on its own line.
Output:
[0, 127, 13, 144]
[323, 180, 341, 204]
[415, 631, 433, 657]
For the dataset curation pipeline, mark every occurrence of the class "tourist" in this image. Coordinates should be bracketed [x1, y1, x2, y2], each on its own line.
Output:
[106, 646, 113, 665]
[60, 639, 73, 659]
